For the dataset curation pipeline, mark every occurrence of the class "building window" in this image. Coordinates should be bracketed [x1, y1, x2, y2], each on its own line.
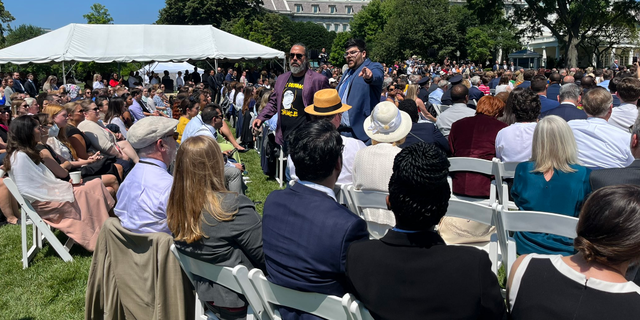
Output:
[334, 24, 339, 32]
[312, 5, 319, 13]
[326, 24, 332, 31]
[343, 24, 348, 32]
[346, 6, 353, 14]
[329, 5, 336, 13]
[295, 4, 303, 12]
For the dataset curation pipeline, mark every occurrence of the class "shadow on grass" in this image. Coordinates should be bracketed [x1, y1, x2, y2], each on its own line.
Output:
[39, 229, 92, 259]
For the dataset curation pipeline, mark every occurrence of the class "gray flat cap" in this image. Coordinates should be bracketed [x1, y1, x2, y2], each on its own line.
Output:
[127, 116, 179, 149]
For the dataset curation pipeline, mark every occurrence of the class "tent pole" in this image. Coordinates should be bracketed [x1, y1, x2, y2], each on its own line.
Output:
[62, 61, 66, 86]
[215, 59, 218, 72]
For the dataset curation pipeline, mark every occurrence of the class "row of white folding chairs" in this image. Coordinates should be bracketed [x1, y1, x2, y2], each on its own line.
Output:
[448, 157, 520, 209]
[0, 170, 74, 268]
[170, 244, 375, 320]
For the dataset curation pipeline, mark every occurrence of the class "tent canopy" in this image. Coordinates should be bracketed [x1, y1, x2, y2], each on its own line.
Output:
[0, 23, 285, 65]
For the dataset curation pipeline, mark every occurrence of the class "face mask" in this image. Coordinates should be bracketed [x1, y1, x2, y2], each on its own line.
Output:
[48, 123, 60, 137]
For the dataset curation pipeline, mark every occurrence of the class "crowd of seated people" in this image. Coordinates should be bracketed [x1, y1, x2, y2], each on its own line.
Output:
[6, 49, 640, 320]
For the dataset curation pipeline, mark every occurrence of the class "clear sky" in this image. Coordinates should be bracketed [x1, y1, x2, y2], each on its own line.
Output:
[5, 1, 166, 30]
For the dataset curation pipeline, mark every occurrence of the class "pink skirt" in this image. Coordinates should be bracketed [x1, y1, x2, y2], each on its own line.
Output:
[32, 179, 115, 251]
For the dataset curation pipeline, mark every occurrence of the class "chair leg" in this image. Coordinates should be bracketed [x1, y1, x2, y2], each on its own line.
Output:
[21, 213, 28, 269]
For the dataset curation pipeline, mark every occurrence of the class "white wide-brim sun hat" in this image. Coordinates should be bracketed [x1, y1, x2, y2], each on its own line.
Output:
[363, 101, 412, 143]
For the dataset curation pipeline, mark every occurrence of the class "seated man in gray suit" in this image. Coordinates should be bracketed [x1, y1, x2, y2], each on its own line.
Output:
[591, 116, 640, 190]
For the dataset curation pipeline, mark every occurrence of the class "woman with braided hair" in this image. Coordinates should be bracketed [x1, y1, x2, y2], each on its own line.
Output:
[346, 142, 506, 319]
[507, 185, 640, 319]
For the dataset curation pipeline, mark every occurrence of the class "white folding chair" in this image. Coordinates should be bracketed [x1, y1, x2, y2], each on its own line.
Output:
[343, 185, 388, 219]
[492, 158, 519, 209]
[445, 199, 501, 275]
[275, 148, 286, 188]
[432, 104, 443, 116]
[3, 176, 74, 269]
[343, 293, 375, 320]
[248, 268, 351, 320]
[497, 205, 579, 277]
[333, 183, 352, 209]
[170, 245, 263, 320]
[448, 157, 497, 206]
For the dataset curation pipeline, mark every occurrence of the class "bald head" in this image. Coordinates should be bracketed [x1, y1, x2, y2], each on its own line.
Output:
[451, 84, 469, 104]
[562, 76, 575, 85]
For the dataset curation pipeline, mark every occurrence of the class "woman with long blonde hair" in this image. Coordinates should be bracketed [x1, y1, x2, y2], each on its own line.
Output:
[168, 135, 264, 320]
[405, 84, 436, 122]
[511, 115, 591, 256]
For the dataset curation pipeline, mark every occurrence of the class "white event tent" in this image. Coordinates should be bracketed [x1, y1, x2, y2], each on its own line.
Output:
[0, 23, 286, 83]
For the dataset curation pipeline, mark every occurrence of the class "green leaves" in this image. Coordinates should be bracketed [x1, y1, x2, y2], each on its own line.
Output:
[157, 0, 263, 28]
[83, 3, 114, 24]
[3, 24, 46, 48]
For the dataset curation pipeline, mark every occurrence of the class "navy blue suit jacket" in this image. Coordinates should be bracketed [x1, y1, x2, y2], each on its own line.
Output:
[400, 122, 451, 155]
[540, 103, 587, 122]
[12, 79, 25, 93]
[489, 77, 500, 89]
[262, 183, 369, 320]
[546, 83, 561, 102]
[469, 86, 484, 102]
[539, 95, 560, 113]
[338, 59, 384, 141]
[517, 80, 531, 88]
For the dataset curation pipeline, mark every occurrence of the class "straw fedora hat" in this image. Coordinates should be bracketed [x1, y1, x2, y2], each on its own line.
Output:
[304, 89, 352, 116]
[363, 101, 412, 143]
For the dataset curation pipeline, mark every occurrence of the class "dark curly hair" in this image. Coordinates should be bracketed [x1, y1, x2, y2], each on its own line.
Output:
[510, 87, 540, 122]
[388, 143, 450, 230]
[288, 120, 343, 182]
[574, 185, 640, 267]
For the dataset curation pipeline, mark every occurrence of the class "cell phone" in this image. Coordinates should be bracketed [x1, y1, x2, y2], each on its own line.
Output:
[228, 148, 238, 157]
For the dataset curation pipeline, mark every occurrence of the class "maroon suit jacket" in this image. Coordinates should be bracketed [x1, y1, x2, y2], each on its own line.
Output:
[257, 69, 330, 145]
[448, 114, 508, 198]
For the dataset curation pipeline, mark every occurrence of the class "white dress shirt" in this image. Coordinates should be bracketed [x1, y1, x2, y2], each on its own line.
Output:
[288, 136, 366, 185]
[435, 103, 476, 137]
[114, 158, 173, 234]
[495, 122, 537, 162]
[569, 117, 634, 169]
[608, 103, 637, 132]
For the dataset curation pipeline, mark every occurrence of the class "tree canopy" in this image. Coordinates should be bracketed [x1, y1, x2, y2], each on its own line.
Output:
[514, 0, 640, 67]
[0, 1, 14, 46]
[83, 3, 114, 24]
[157, 0, 263, 28]
[3, 24, 46, 48]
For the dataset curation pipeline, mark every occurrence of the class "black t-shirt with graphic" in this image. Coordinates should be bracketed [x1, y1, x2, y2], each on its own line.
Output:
[280, 75, 307, 141]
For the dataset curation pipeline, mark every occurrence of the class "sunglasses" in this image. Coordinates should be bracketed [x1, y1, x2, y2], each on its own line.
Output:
[289, 53, 304, 60]
[92, 107, 100, 111]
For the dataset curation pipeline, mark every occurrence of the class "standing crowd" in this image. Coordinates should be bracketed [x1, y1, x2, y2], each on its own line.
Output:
[2, 38, 640, 320]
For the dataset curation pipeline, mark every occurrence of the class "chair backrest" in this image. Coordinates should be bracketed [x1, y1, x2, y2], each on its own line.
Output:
[449, 157, 494, 176]
[343, 294, 375, 320]
[499, 206, 579, 238]
[248, 268, 351, 320]
[344, 185, 388, 218]
[446, 199, 498, 226]
[492, 159, 520, 203]
[170, 245, 265, 319]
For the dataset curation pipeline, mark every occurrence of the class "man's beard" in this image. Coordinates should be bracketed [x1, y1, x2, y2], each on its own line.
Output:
[289, 61, 306, 75]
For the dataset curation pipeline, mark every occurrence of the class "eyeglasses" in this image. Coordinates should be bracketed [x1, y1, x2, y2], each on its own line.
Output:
[214, 114, 224, 120]
[344, 50, 361, 58]
[289, 53, 304, 60]
[92, 107, 100, 112]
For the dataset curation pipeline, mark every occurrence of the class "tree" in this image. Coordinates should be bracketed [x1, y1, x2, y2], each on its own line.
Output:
[329, 31, 352, 66]
[466, 27, 495, 63]
[3, 24, 46, 48]
[0, 1, 14, 46]
[83, 3, 114, 24]
[349, 0, 392, 49]
[580, 20, 638, 68]
[514, 0, 640, 68]
[157, 0, 262, 28]
[373, 0, 461, 63]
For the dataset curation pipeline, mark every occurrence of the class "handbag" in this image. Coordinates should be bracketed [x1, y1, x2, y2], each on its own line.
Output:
[81, 155, 119, 181]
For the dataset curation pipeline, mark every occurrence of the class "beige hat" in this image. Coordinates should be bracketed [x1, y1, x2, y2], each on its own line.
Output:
[127, 116, 179, 149]
[363, 101, 412, 143]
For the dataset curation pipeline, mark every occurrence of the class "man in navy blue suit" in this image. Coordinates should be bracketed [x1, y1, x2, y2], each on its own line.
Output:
[262, 120, 369, 320]
[397, 99, 450, 154]
[468, 76, 485, 105]
[531, 75, 560, 113]
[517, 69, 535, 88]
[546, 72, 561, 101]
[336, 39, 383, 142]
[539, 83, 587, 122]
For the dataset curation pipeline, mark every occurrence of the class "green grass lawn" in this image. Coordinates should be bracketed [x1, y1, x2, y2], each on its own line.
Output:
[0, 148, 279, 320]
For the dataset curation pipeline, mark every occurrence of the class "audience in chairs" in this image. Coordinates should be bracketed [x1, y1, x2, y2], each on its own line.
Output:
[353, 101, 412, 238]
[590, 116, 640, 190]
[262, 120, 368, 320]
[347, 143, 506, 320]
[495, 88, 540, 162]
[169, 136, 264, 320]
[511, 115, 591, 256]
[508, 185, 640, 318]
[4, 115, 113, 251]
